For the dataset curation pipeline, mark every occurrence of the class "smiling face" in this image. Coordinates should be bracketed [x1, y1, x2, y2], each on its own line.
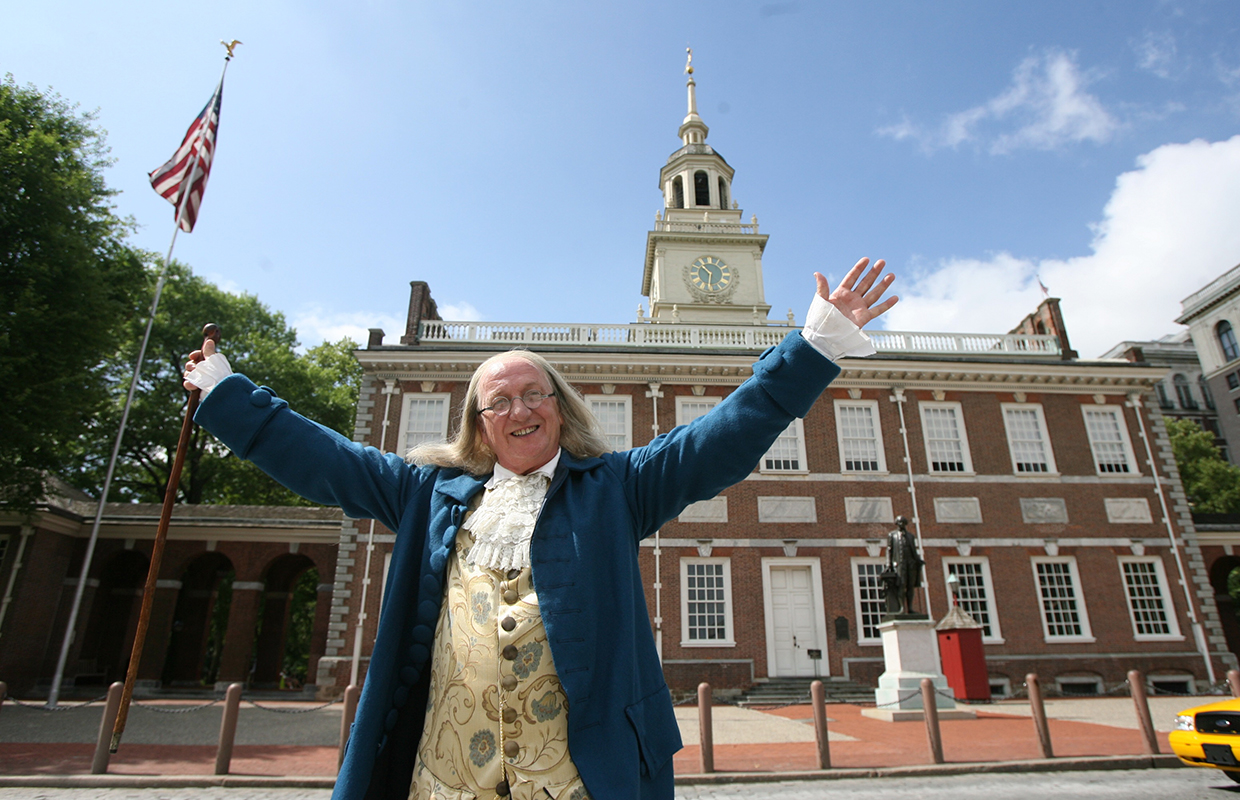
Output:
[475, 354, 562, 475]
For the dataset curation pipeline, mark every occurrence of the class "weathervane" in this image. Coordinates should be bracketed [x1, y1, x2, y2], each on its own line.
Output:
[685, 45, 693, 75]
[221, 39, 242, 59]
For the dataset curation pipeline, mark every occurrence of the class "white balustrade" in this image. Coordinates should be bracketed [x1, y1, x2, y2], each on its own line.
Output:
[417, 321, 1061, 356]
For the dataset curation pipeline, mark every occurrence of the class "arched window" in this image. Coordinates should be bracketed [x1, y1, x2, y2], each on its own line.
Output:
[1200, 375, 1216, 410]
[1155, 383, 1172, 409]
[1174, 374, 1198, 410]
[694, 170, 710, 207]
[671, 176, 684, 209]
[717, 177, 728, 210]
[1218, 320, 1239, 362]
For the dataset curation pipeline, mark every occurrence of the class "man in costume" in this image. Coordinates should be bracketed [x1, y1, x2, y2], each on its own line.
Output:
[185, 258, 896, 800]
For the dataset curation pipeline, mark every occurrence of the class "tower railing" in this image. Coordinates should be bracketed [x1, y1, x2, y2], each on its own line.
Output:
[654, 219, 759, 235]
[417, 320, 1063, 356]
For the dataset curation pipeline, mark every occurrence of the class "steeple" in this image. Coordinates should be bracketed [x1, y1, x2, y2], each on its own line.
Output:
[640, 50, 771, 325]
[679, 47, 708, 146]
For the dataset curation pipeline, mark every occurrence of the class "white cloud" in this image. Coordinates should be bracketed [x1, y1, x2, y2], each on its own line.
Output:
[1133, 31, 1177, 79]
[290, 301, 483, 349]
[882, 135, 1240, 358]
[879, 50, 1118, 153]
[291, 307, 406, 350]
[438, 301, 483, 321]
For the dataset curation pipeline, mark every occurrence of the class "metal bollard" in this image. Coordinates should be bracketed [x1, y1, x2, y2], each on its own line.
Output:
[338, 684, 361, 770]
[1026, 673, 1054, 759]
[92, 682, 124, 774]
[921, 678, 944, 764]
[1229, 669, 1240, 698]
[810, 680, 831, 769]
[215, 683, 244, 775]
[697, 682, 714, 774]
[1128, 670, 1160, 755]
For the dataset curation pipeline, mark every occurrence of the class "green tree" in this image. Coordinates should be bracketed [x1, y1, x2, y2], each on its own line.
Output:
[71, 261, 363, 505]
[0, 76, 147, 508]
[1166, 417, 1240, 514]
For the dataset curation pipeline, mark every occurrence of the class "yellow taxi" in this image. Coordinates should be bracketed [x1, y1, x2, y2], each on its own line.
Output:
[1170, 696, 1240, 782]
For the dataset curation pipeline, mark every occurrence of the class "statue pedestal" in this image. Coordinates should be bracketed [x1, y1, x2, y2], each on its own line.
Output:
[861, 616, 976, 722]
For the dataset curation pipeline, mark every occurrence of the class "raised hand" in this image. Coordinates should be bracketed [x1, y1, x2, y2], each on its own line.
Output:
[815, 257, 898, 330]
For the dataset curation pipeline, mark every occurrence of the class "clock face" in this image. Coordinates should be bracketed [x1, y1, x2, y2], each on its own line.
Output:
[689, 256, 734, 293]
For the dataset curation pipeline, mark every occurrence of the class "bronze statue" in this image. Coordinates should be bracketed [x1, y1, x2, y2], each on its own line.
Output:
[880, 515, 924, 616]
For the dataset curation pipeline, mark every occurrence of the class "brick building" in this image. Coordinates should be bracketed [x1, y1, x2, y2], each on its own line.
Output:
[312, 69, 1237, 699]
[0, 479, 339, 696]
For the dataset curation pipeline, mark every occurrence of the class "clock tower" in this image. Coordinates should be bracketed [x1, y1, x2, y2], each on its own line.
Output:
[641, 50, 772, 325]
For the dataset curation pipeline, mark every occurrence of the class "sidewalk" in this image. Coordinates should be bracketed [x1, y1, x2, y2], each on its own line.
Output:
[0, 695, 1199, 786]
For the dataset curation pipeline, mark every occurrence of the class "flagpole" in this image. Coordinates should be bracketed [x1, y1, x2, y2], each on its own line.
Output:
[45, 48, 234, 709]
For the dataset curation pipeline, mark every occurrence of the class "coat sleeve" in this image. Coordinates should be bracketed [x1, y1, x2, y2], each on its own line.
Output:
[193, 373, 423, 532]
[613, 330, 841, 537]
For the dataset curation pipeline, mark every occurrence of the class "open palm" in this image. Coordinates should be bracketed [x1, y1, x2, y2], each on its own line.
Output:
[817, 257, 898, 329]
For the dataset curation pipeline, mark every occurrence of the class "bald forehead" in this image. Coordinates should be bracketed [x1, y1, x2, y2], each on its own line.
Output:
[477, 354, 551, 396]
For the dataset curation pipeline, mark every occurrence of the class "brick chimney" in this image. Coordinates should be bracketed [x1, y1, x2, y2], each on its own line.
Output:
[1009, 297, 1078, 360]
[399, 281, 441, 345]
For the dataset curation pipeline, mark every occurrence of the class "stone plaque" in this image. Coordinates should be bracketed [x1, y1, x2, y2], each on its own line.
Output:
[934, 497, 983, 524]
[1020, 498, 1068, 524]
[679, 496, 728, 523]
[757, 496, 817, 523]
[1105, 498, 1153, 524]
[845, 497, 895, 524]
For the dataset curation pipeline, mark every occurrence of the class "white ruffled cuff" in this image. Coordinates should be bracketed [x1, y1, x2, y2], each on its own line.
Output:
[185, 352, 233, 397]
[801, 295, 876, 360]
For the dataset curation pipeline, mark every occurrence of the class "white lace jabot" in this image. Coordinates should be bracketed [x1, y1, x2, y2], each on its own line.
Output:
[462, 452, 559, 572]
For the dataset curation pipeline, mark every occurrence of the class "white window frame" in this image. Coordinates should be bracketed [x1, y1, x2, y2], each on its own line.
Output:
[851, 557, 887, 645]
[397, 393, 451, 454]
[587, 394, 632, 451]
[1117, 556, 1183, 641]
[1030, 556, 1095, 643]
[680, 557, 735, 647]
[942, 557, 1004, 643]
[1001, 403, 1058, 476]
[1081, 406, 1140, 476]
[676, 395, 720, 427]
[919, 401, 974, 475]
[761, 419, 809, 474]
[834, 400, 888, 474]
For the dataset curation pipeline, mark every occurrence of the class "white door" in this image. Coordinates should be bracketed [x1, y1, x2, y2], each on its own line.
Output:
[769, 565, 820, 677]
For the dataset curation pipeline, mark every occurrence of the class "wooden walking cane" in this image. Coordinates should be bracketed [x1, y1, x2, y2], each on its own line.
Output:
[110, 323, 220, 753]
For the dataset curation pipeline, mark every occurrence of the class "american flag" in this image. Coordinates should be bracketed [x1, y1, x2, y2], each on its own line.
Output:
[149, 79, 224, 232]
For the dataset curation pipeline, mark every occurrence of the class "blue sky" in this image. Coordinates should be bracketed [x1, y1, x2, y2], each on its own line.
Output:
[9, 1, 1240, 357]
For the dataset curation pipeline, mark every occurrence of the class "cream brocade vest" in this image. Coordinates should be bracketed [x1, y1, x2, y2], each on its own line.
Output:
[409, 496, 591, 800]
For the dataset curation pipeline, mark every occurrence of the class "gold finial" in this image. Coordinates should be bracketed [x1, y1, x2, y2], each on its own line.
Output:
[685, 46, 693, 75]
[221, 39, 243, 59]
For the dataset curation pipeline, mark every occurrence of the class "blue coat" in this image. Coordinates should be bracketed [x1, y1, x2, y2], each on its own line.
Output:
[194, 332, 840, 800]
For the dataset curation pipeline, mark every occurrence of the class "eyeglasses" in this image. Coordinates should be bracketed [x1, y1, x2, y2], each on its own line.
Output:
[478, 390, 556, 417]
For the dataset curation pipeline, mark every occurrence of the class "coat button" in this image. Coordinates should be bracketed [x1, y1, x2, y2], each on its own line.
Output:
[504, 740, 519, 758]
[496, 779, 510, 797]
[249, 389, 272, 407]
[503, 590, 518, 605]
[503, 707, 518, 723]
[502, 645, 518, 660]
[501, 617, 516, 632]
[501, 675, 517, 690]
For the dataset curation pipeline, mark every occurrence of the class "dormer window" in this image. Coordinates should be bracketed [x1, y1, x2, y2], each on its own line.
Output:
[671, 176, 684, 209]
[694, 170, 710, 206]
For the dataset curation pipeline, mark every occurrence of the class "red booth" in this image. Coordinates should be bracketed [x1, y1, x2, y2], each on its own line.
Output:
[936, 604, 991, 702]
